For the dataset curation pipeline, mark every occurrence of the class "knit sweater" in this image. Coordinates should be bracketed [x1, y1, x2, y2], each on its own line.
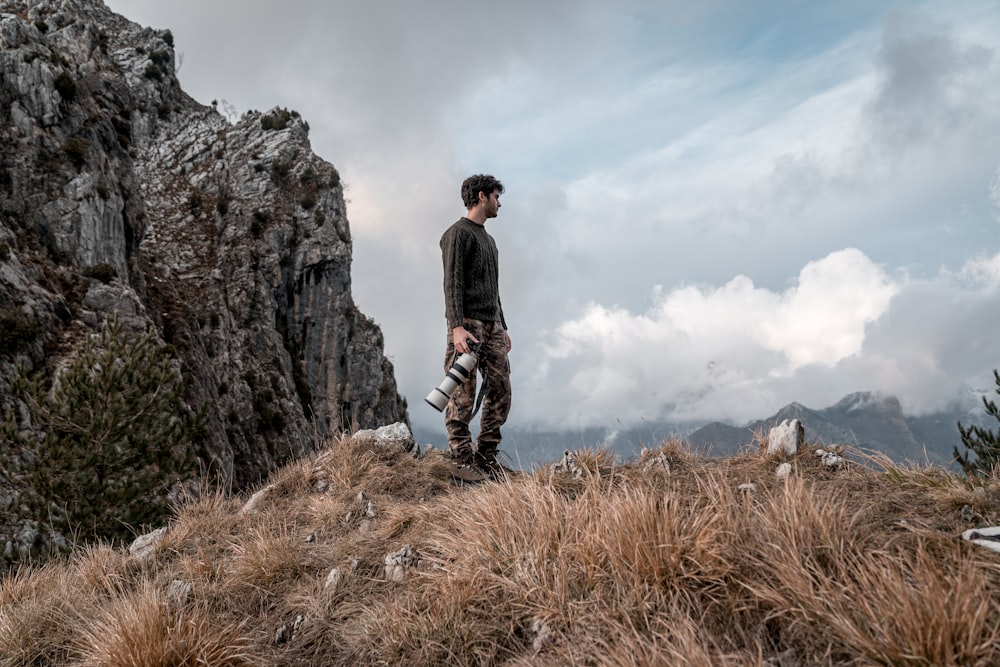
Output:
[440, 217, 506, 330]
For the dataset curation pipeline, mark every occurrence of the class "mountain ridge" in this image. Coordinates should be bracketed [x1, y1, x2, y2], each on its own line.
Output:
[415, 390, 984, 468]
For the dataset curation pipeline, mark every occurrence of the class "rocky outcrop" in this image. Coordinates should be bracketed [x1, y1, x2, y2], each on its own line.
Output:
[0, 0, 407, 555]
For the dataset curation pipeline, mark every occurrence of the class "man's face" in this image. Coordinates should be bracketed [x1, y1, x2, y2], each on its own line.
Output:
[481, 190, 501, 218]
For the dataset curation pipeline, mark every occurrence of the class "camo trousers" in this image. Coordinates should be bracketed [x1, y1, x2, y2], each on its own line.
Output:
[443, 318, 511, 458]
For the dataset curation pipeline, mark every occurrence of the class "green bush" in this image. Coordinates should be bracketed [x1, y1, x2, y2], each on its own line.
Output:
[260, 108, 293, 131]
[53, 72, 76, 101]
[0, 311, 39, 355]
[65, 137, 90, 168]
[956, 370, 1000, 477]
[82, 262, 116, 284]
[0, 317, 201, 546]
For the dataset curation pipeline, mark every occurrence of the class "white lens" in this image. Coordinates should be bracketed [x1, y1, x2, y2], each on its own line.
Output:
[424, 351, 479, 412]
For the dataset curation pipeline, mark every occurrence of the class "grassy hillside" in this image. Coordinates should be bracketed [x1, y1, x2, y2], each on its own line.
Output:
[2, 435, 999, 666]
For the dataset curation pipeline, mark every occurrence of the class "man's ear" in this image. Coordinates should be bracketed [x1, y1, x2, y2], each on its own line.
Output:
[477, 191, 488, 204]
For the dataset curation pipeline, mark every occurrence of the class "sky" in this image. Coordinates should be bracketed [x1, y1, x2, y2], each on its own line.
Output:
[105, 0, 1000, 441]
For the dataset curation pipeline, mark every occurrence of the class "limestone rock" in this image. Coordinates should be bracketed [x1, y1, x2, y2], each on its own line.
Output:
[240, 483, 276, 515]
[816, 448, 845, 470]
[384, 544, 416, 582]
[552, 450, 583, 479]
[353, 422, 415, 453]
[0, 0, 409, 562]
[128, 526, 167, 560]
[767, 419, 804, 457]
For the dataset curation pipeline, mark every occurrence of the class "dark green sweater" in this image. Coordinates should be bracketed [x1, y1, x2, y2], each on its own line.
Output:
[440, 218, 506, 330]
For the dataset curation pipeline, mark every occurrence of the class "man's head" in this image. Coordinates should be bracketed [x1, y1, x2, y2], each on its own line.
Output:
[461, 174, 505, 209]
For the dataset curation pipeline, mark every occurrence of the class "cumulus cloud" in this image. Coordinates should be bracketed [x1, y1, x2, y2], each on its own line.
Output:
[523, 249, 898, 426]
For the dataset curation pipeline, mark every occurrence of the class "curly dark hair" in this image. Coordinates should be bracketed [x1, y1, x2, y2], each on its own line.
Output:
[461, 174, 505, 208]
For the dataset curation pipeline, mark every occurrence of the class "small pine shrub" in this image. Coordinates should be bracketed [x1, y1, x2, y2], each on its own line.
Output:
[270, 161, 290, 181]
[0, 311, 39, 355]
[260, 108, 292, 131]
[65, 137, 90, 168]
[0, 316, 201, 546]
[53, 72, 75, 101]
[82, 263, 117, 284]
[956, 369, 1000, 477]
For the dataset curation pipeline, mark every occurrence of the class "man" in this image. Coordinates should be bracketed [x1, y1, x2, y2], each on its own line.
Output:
[439, 174, 513, 482]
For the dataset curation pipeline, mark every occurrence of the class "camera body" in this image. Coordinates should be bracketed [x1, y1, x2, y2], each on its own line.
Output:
[425, 341, 482, 411]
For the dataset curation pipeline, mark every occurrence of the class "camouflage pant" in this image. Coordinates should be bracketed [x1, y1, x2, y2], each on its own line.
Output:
[443, 319, 511, 458]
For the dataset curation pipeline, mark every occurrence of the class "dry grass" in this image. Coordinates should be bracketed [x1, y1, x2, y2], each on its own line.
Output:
[2, 435, 1000, 666]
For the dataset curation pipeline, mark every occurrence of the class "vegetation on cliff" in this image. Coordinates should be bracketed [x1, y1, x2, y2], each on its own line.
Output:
[1, 316, 202, 548]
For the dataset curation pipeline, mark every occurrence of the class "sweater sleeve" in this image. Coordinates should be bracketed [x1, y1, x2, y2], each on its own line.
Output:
[441, 226, 468, 330]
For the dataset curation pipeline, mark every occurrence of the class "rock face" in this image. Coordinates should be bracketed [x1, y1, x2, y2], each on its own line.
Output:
[0, 0, 407, 504]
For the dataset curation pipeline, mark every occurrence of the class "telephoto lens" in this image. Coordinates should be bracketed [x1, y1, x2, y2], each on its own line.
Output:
[425, 348, 479, 411]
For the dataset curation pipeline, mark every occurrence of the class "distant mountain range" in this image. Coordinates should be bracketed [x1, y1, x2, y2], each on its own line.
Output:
[414, 391, 989, 469]
[685, 392, 975, 466]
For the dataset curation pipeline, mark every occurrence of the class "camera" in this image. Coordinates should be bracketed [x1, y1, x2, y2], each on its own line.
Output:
[425, 341, 482, 411]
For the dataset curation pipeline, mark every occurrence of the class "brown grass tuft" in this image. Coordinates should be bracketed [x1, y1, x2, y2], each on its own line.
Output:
[4, 435, 1000, 666]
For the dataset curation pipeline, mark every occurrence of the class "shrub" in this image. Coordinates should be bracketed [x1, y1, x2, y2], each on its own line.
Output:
[53, 72, 75, 101]
[0, 242, 9, 261]
[0, 311, 40, 355]
[65, 137, 90, 168]
[82, 263, 117, 284]
[0, 316, 201, 546]
[300, 192, 317, 210]
[260, 108, 292, 131]
[956, 369, 1000, 477]
[269, 160, 290, 181]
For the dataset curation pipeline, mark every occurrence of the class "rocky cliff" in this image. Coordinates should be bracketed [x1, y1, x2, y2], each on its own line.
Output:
[0, 0, 407, 507]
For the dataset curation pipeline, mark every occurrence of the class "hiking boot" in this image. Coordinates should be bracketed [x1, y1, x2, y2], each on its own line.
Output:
[448, 452, 487, 484]
[474, 450, 520, 482]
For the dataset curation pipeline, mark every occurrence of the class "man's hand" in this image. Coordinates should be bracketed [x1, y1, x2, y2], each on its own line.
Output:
[452, 326, 479, 355]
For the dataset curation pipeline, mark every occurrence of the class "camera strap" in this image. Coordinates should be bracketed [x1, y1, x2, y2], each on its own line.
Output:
[470, 355, 489, 419]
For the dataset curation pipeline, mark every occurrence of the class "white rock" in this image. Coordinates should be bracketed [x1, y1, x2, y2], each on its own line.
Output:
[324, 568, 342, 592]
[552, 450, 583, 479]
[166, 579, 191, 606]
[128, 527, 167, 560]
[816, 449, 845, 470]
[737, 482, 757, 494]
[384, 544, 416, 582]
[240, 483, 276, 515]
[353, 422, 415, 452]
[767, 419, 804, 456]
[776, 462, 793, 479]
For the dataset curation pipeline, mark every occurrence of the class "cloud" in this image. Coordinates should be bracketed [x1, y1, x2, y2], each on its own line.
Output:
[523, 249, 898, 427]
